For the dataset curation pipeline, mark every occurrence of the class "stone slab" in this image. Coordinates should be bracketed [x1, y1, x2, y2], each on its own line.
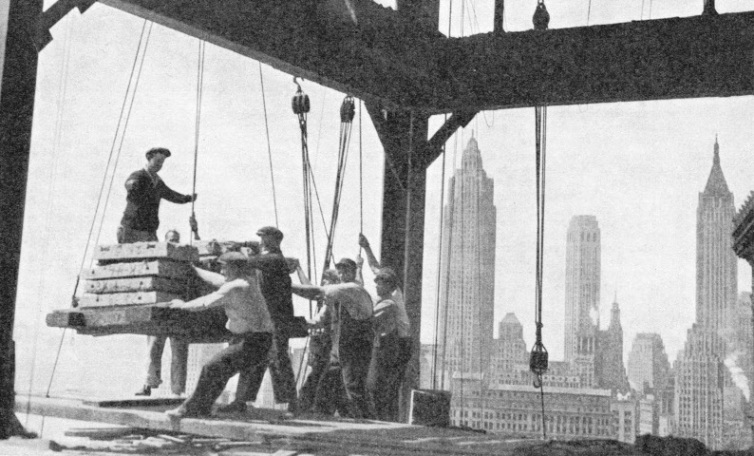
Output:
[83, 277, 187, 295]
[80, 259, 192, 281]
[94, 242, 198, 264]
[78, 291, 182, 308]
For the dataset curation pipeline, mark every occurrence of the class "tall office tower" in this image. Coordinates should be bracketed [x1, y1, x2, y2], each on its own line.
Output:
[675, 138, 737, 450]
[596, 299, 630, 393]
[627, 333, 671, 396]
[437, 137, 496, 377]
[490, 313, 528, 375]
[564, 215, 601, 386]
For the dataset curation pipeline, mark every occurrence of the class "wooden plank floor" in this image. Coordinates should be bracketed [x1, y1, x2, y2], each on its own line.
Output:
[15, 396, 642, 455]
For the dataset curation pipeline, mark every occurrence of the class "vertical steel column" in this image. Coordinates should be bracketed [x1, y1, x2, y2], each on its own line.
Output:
[0, 0, 41, 439]
[368, 106, 429, 421]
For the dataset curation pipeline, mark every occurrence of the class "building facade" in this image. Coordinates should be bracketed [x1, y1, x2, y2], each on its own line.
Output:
[596, 300, 630, 393]
[563, 215, 601, 387]
[674, 138, 737, 450]
[437, 137, 496, 378]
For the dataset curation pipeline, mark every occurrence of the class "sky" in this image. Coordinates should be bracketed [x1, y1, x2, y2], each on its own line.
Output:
[11, 0, 754, 399]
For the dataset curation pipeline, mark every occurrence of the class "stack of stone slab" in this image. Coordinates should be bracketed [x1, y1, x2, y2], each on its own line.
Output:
[46, 242, 230, 342]
[78, 242, 199, 308]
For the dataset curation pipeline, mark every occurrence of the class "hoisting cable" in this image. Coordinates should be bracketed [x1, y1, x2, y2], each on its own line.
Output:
[431, 116, 449, 391]
[292, 77, 317, 310]
[190, 38, 206, 243]
[258, 62, 279, 227]
[358, 100, 363, 241]
[70, 20, 153, 307]
[530, 104, 549, 440]
[322, 95, 355, 275]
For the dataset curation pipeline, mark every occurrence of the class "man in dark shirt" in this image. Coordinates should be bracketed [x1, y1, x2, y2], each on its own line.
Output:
[219, 226, 298, 414]
[118, 147, 196, 243]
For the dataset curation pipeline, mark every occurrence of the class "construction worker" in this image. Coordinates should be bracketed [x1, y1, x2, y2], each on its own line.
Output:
[118, 147, 196, 243]
[293, 258, 375, 419]
[220, 226, 299, 415]
[165, 251, 273, 418]
[296, 268, 339, 414]
[359, 234, 412, 422]
[135, 230, 189, 396]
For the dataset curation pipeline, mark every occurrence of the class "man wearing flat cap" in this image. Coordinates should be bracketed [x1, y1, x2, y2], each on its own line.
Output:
[221, 225, 299, 415]
[118, 147, 196, 243]
[292, 257, 375, 419]
[165, 251, 274, 418]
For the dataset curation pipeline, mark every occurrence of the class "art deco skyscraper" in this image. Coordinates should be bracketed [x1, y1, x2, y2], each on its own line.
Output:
[437, 137, 496, 377]
[564, 215, 601, 386]
[674, 138, 737, 450]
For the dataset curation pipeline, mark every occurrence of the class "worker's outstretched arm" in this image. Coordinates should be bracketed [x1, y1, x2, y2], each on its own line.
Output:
[358, 233, 381, 274]
[292, 283, 323, 300]
[193, 266, 225, 289]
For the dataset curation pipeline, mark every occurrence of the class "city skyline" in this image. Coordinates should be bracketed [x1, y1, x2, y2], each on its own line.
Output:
[12, 1, 754, 407]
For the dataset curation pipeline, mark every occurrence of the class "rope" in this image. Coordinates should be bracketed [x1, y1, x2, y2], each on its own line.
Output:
[531, 104, 549, 439]
[71, 20, 152, 304]
[258, 62, 279, 227]
[322, 95, 355, 274]
[25, 11, 75, 427]
[190, 38, 206, 243]
[431, 115, 449, 390]
[356, 99, 363, 259]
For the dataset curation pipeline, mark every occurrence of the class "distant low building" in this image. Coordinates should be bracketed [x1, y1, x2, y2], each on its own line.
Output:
[611, 398, 639, 444]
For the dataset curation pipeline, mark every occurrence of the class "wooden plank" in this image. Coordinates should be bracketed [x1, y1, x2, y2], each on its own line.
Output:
[78, 291, 181, 308]
[83, 277, 187, 295]
[94, 242, 198, 264]
[81, 259, 192, 281]
[64, 427, 140, 439]
[83, 398, 185, 408]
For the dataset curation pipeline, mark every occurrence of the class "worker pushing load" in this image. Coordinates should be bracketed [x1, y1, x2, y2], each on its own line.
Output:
[218, 226, 299, 415]
[165, 251, 273, 418]
[293, 257, 375, 419]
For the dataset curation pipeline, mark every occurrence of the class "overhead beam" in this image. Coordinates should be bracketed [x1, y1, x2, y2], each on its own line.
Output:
[97, 0, 440, 111]
[89, 2, 754, 113]
[436, 12, 754, 112]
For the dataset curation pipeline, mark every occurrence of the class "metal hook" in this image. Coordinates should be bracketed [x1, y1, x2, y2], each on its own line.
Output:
[293, 76, 303, 93]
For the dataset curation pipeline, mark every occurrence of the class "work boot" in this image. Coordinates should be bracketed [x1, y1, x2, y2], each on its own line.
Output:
[216, 400, 247, 414]
[135, 385, 151, 396]
[165, 405, 207, 419]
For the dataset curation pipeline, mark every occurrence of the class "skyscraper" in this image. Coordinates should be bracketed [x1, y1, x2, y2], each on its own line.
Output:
[437, 137, 496, 378]
[564, 215, 601, 386]
[596, 299, 629, 393]
[674, 138, 737, 450]
[627, 333, 671, 397]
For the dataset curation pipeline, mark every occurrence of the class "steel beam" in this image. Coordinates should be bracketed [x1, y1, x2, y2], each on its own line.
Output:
[85, 1, 754, 113]
[0, 0, 41, 439]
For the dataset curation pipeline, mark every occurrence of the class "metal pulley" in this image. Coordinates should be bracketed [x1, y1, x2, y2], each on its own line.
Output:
[529, 322, 548, 388]
[291, 77, 310, 115]
[340, 95, 355, 123]
[533, 0, 550, 31]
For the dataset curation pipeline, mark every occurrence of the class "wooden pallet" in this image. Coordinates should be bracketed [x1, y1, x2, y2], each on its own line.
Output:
[94, 242, 199, 264]
[78, 291, 182, 308]
[83, 276, 187, 295]
[46, 305, 231, 342]
[80, 259, 192, 281]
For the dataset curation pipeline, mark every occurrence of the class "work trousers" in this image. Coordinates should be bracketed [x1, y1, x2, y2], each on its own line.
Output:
[298, 334, 331, 413]
[145, 336, 189, 394]
[117, 225, 158, 243]
[236, 328, 297, 404]
[314, 336, 374, 419]
[181, 332, 272, 416]
[368, 334, 413, 422]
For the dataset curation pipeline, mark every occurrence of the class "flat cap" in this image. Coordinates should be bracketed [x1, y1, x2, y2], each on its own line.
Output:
[145, 147, 171, 159]
[335, 257, 357, 271]
[256, 226, 284, 241]
[217, 251, 248, 264]
[375, 267, 398, 285]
